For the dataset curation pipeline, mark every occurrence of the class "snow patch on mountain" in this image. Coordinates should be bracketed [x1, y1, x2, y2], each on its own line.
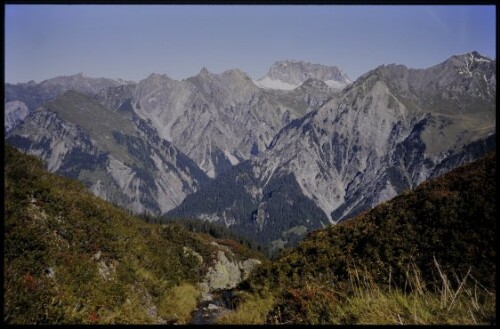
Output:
[474, 57, 492, 63]
[324, 80, 349, 90]
[254, 60, 352, 93]
[253, 76, 299, 90]
[265, 60, 352, 86]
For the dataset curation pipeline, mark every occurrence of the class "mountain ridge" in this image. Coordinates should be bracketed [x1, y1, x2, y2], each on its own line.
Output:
[5, 51, 496, 249]
[5, 73, 133, 133]
[168, 51, 496, 248]
[7, 90, 209, 215]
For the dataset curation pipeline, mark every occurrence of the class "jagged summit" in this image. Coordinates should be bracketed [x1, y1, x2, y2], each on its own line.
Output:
[221, 68, 250, 79]
[254, 59, 351, 91]
[267, 60, 351, 84]
[198, 67, 211, 76]
[297, 78, 331, 90]
[452, 51, 493, 62]
[437, 51, 494, 71]
[145, 72, 172, 81]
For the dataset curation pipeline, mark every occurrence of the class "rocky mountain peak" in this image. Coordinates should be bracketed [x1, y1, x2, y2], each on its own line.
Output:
[222, 68, 249, 80]
[5, 73, 134, 133]
[454, 51, 493, 62]
[440, 51, 494, 74]
[298, 78, 331, 90]
[267, 60, 351, 85]
[137, 73, 173, 92]
[255, 60, 351, 91]
[199, 67, 211, 76]
[145, 72, 172, 81]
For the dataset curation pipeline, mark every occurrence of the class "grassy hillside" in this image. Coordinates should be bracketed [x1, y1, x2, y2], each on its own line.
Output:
[3, 144, 263, 324]
[46, 90, 138, 165]
[225, 152, 496, 324]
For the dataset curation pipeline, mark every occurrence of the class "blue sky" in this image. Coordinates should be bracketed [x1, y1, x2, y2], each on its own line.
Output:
[5, 5, 496, 84]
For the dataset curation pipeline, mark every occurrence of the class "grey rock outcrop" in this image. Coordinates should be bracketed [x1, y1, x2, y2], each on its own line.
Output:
[198, 244, 261, 301]
[204, 250, 261, 291]
[5, 100, 29, 133]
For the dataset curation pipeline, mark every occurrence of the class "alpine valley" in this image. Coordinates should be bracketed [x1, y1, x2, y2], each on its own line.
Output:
[5, 52, 496, 250]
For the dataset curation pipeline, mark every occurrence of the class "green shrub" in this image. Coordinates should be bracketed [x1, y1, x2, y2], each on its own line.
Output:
[157, 283, 199, 324]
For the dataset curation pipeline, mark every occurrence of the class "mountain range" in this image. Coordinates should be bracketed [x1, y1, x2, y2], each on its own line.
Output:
[167, 51, 496, 248]
[5, 53, 496, 249]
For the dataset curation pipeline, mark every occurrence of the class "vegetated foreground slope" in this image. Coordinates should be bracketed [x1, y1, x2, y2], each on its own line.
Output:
[230, 152, 496, 324]
[3, 144, 264, 324]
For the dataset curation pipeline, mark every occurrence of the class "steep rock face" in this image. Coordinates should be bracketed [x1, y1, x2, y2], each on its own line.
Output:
[98, 69, 334, 178]
[254, 60, 351, 90]
[360, 51, 496, 154]
[169, 52, 496, 248]
[6, 90, 208, 215]
[5, 100, 29, 133]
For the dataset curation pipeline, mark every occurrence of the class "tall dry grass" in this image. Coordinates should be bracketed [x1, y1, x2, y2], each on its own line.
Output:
[209, 259, 495, 325]
[216, 292, 275, 324]
[334, 259, 495, 324]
